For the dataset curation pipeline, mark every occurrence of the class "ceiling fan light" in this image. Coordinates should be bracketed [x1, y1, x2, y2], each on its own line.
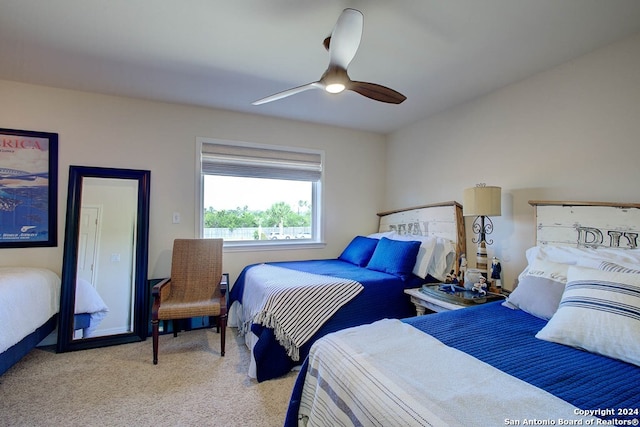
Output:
[325, 83, 345, 94]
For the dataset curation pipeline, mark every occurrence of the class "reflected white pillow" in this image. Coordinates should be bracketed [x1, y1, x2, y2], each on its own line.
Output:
[536, 266, 640, 367]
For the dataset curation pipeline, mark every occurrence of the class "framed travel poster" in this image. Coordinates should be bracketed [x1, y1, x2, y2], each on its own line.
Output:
[0, 128, 58, 248]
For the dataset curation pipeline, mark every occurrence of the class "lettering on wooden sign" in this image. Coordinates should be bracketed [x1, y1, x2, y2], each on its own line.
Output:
[577, 227, 638, 248]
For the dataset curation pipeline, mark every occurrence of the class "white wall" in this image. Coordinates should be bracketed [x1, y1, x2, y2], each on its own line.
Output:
[385, 32, 640, 290]
[0, 81, 386, 283]
[3, 31, 638, 295]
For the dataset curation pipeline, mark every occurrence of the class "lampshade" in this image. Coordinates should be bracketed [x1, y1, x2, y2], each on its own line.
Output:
[463, 186, 502, 217]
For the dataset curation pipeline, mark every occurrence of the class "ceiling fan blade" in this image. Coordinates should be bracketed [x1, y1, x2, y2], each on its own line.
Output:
[349, 81, 407, 104]
[252, 82, 323, 105]
[328, 8, 363, 69]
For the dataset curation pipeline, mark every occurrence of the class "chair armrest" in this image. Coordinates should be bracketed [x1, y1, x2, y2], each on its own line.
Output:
[151, 278, 172, 320]
[219, 273, 229, 296]
[219, 273, 229, 314]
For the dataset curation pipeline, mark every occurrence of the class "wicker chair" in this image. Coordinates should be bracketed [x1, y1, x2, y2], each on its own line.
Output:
[151, 238, 227, 364]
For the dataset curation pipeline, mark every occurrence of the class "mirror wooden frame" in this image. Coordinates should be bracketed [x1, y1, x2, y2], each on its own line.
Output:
[57, 166, 150, 352]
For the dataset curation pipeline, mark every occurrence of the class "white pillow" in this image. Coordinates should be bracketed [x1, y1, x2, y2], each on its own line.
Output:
[367, 231, 394, 240]
[428, 237, 455, 281]
[535, 265, 640, 367]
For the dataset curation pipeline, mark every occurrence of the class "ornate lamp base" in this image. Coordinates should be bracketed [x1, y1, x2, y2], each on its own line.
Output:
[476, 240, 488, 277]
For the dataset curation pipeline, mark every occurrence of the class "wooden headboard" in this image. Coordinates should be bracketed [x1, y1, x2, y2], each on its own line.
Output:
[376, 201, 465, 272]
[529, 200, 640, 249]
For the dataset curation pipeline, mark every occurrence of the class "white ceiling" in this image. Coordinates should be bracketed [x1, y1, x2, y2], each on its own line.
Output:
[1, 0, 640, 134]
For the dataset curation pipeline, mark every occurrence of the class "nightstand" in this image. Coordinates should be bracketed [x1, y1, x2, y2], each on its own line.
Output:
[404, 285, 507, 315]
[404, 288, 464, 314]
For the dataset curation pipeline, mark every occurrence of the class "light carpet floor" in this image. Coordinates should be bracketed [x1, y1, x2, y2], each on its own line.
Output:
[0, 327, 297, 427]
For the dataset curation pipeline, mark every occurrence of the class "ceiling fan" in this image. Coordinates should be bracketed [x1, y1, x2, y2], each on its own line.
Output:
[252, 8, 406, 106]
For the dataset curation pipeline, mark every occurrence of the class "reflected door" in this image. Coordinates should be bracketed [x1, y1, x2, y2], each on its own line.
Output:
[77, 205, 99, 285]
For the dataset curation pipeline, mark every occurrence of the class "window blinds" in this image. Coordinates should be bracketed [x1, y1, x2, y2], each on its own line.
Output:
[201, 141, 322, 181]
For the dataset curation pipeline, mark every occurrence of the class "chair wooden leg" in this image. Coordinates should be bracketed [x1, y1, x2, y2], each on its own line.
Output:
[173, 319, 179, 337]
[209, 315, 219, 333]
[220, 313, 227, 357]
[152, 319, 159, 365]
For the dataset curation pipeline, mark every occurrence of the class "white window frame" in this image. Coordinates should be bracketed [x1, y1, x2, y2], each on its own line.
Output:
[196, 137, 325, 251]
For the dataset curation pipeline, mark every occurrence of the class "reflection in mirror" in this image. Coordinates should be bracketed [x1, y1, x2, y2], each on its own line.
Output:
[74, 177, 137, 339]
[57, 166, 150, 352]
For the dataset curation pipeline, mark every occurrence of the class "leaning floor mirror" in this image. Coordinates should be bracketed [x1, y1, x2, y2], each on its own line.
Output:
[57, 166, 150, 352]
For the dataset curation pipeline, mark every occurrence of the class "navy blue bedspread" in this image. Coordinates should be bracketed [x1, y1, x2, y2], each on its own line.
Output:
[285, 302, 640, 425]
[229, 259, 424, 382]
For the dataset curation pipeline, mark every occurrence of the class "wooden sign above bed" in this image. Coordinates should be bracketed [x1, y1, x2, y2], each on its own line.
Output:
[530, 200, 640, 249]
[377, 201, 465, 271]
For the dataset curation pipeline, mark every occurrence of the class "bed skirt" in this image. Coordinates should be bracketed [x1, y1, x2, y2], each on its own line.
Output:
[0, 314, 57, 376]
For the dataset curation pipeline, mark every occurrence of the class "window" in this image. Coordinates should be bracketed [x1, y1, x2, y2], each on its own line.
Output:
[197, 138, 323, 247]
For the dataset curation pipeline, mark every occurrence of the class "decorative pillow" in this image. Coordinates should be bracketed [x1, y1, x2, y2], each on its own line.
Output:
[503, 259, 570, 320]
[366, 237, 421, 280]
[535, 265, 640, 367]
[338, 236, 379, 267]
[577, 258, 640, 274]
[597, 261, 640, 274]
[384, 232, 438, 279]
[526, 258, 571, 283]
[502, 275, 566, 320]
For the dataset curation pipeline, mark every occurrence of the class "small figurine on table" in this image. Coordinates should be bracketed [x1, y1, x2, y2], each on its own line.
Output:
[491, 257, 502, 289]
[444, 270, 458, 284]
[459, 254, 467, 283]
[472, 276, 488, 296]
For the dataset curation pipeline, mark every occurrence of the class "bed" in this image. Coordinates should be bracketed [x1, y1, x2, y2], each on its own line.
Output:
[73, 278, 109, 338]
[285, 200, 640, 426]
[229, 201, 465, 382]
[0, 267, 60, 376]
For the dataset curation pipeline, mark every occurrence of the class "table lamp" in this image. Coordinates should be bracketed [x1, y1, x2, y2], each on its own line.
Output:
[463, 184, 501, 276]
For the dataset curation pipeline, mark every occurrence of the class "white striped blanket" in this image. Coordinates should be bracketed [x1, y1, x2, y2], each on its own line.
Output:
[240, 264, 363, 361]
[299, 319, 594, 427]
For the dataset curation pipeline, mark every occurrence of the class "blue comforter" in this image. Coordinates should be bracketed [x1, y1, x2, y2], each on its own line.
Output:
[285, 301, 640, 425]
[229, 259, 424, 382]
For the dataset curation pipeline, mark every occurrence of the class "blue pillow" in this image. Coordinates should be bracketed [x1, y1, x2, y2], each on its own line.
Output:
[366, 237, 421, 280]
[338, 236, 380, 267]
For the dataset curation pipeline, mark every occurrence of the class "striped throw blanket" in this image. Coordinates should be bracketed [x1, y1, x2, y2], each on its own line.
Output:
[240, 264, 363, 361]
[299, 319, 594, 426]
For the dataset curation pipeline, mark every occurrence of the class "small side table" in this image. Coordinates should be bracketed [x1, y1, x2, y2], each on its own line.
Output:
[404, 285, 508, 315]
[404, 288, 464, 314]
